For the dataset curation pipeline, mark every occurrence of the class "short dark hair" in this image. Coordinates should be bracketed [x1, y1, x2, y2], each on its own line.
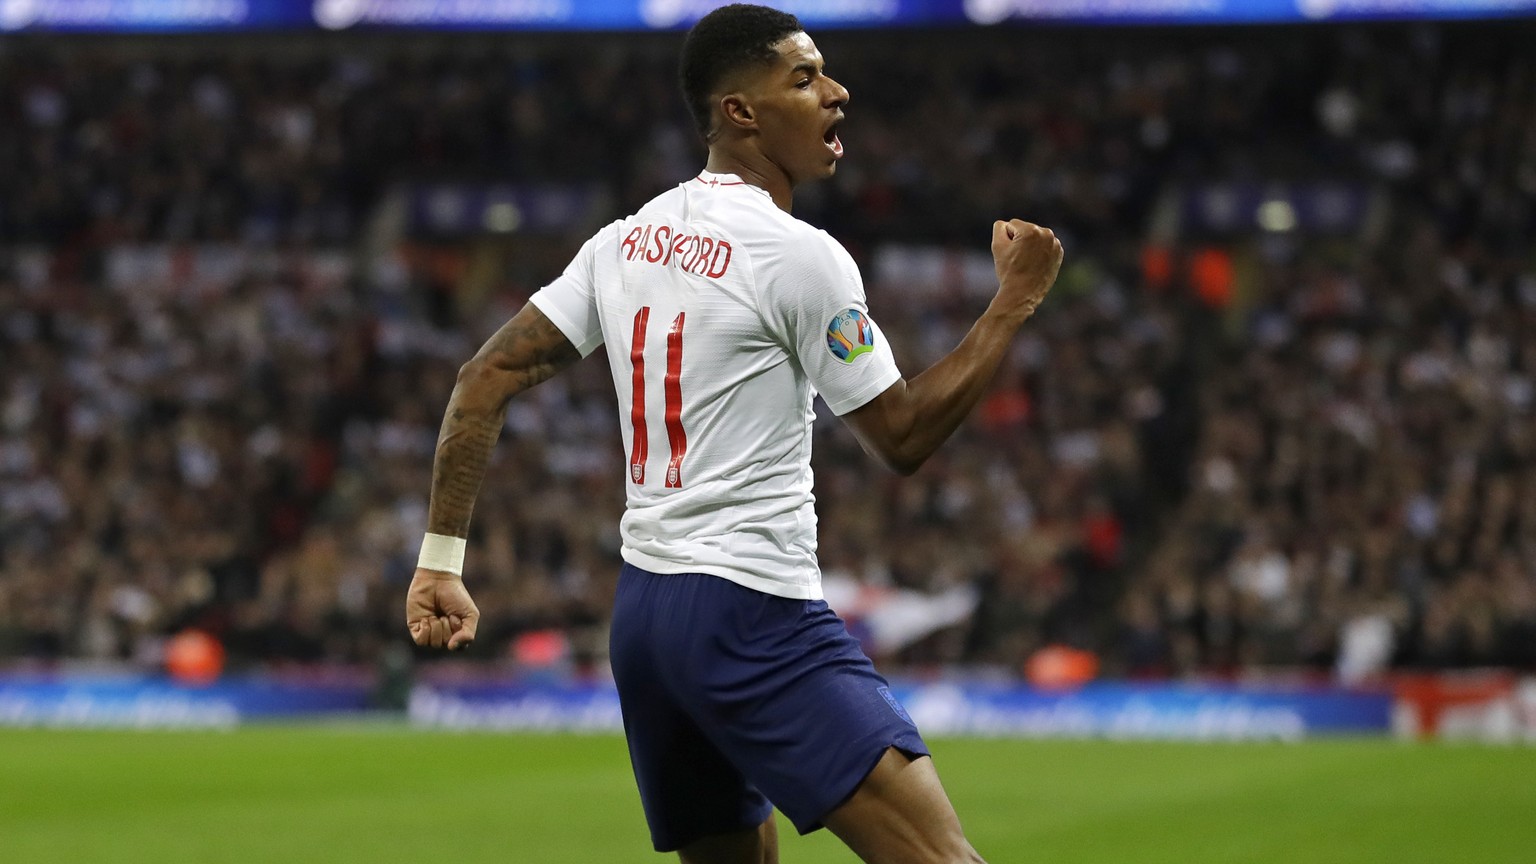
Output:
[679, 4, 803, 141]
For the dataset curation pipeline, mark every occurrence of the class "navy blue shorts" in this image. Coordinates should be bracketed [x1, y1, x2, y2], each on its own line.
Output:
[610, 563, 929, 852]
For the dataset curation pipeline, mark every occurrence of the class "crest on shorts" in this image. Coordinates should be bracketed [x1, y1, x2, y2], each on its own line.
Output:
[877, 685, 913, 724]
[826, 309, 875, 363]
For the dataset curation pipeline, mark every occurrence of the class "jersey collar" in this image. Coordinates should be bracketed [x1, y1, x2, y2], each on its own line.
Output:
[693, 171, 773, 200]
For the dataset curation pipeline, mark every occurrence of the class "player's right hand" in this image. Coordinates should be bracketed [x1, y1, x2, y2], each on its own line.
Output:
[990, 219, 1063, 323]
[405, 567, 480, 651]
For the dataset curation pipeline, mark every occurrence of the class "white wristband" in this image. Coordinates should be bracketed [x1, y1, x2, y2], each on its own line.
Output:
[417, 533, 467, 576]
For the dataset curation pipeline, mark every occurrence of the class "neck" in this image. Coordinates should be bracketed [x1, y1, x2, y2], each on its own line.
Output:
[704, 148, 794, 212]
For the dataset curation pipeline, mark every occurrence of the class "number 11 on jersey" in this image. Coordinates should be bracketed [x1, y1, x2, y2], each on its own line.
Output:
[628, 306, 687, 488]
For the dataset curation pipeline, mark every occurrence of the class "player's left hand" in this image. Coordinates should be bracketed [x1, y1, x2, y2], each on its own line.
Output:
[405, 568, 480, 650]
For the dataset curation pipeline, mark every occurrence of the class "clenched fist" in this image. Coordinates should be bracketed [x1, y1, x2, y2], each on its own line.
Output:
[990, 219, 1063, 324]
[405, 568, 480, 650]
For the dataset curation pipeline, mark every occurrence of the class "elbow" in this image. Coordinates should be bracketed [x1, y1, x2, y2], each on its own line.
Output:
[854, 421, 928, 476]
[874, 441, 927, 477]
[454, 356, 512, 406]
[457, 354, 513, 391]
[888, 452, 926, 477]
[844, 390, 930, 475]
[456, 356, 490, 386]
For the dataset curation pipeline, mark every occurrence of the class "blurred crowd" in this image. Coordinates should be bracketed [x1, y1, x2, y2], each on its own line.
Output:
[1, 23, 1534, 678]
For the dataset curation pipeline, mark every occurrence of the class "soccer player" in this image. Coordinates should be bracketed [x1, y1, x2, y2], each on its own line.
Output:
[405, 4, 1062, 862]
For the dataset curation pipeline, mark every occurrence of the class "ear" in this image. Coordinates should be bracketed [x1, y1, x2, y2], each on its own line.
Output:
[719, 93, 758, 133]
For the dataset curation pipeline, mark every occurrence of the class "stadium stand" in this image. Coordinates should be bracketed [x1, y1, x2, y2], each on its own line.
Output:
[1, 22, 1533, 679]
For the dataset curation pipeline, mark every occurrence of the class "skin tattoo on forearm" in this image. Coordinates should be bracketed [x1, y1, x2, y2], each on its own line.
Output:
[427, 311, 580, 538]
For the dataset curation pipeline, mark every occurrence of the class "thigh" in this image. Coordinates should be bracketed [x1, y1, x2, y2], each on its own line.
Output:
[678, 590, 930, 837]
[678, 815, 779, 864]
[822, 748, 984, 864]
[611, 565, 773, 853]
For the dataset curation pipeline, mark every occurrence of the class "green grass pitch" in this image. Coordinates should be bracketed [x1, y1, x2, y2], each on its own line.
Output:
[2, 727, 1532, 863]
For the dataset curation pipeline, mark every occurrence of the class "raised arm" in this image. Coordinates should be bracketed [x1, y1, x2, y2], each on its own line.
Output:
[406, 303, 581, 649]
[841, 220, 1061, 475]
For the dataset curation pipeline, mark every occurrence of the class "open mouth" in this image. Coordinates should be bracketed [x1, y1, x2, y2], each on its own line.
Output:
[823, 116, 844, 158]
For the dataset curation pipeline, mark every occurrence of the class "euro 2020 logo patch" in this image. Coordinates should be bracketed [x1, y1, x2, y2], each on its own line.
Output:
[826, 308, 875, 364]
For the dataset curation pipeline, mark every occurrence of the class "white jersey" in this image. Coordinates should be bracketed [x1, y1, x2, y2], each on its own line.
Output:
[530, 170, 901, 599]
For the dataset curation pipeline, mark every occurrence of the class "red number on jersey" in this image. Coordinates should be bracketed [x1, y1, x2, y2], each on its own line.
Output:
[627, 307, 650, 484]
[663, 312, 687, 488]
[628, 307, 688, 488]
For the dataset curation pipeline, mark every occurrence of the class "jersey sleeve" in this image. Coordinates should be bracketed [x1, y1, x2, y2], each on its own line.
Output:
[762, 231, 902, 415]
[528, 228, 605, 357]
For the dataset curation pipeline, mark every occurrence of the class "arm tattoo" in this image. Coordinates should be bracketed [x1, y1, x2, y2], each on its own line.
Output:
[426, 308, 581, 538]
